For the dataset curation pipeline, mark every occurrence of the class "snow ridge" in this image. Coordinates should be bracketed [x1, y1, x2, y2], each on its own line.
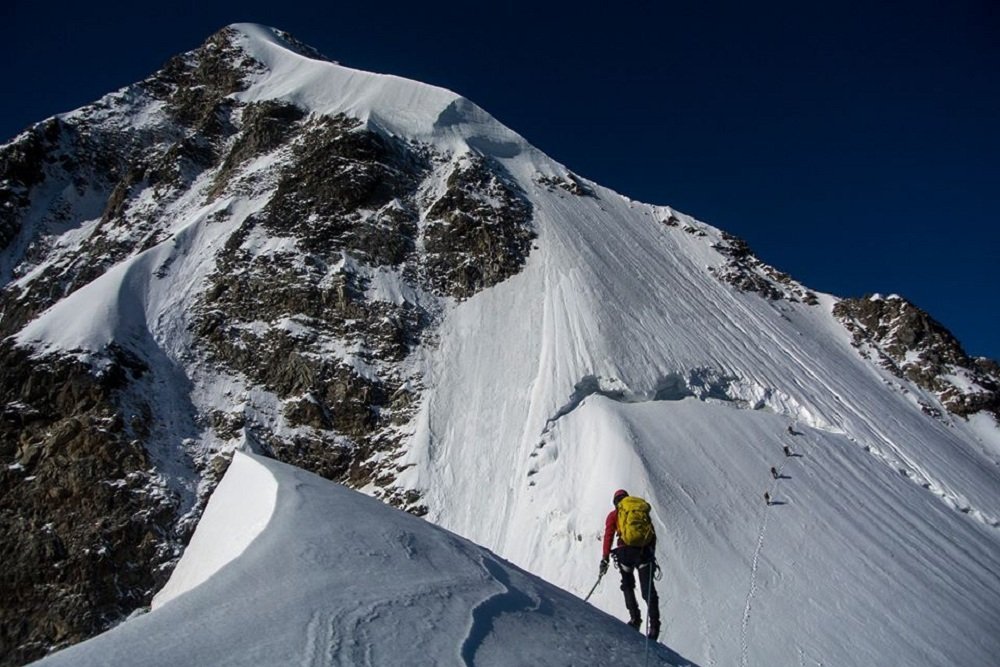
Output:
[228, 23, 536, 161]
[150, 452, 278, 609]
[34, 453, 696, 666]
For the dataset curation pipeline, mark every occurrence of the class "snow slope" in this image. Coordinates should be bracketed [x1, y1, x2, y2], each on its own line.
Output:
[400, 176, 1000, 664]
[10, 23, 1000, 666]
[34, 452, 694, 666]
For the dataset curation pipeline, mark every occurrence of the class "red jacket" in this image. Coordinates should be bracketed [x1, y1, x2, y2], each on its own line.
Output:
[602, 509, 619, 559]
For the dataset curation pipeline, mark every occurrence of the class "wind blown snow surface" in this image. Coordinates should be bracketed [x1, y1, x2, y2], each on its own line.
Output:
[34, 452, 694, 666]
[12, 24, 1000, 666]
[396, 174, 1000, 663]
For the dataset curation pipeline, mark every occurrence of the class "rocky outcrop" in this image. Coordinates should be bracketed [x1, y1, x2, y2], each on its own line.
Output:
[535, 172, 597, 198]
[192, 113, 431, 507]
[0, 343, 181, 666]
[209, 100, 307, 197]
[192, 118, 534, 510]
[0, 120, 57, 255]
[143, 26, 262, 131]
[710, 232, 819, 305]
[424, 153, 535, 298]
[834, 294, 999, 419]
[254, 113, 428, 266]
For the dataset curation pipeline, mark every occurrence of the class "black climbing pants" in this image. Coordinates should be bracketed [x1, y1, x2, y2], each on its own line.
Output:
[614, 545, 660, 624]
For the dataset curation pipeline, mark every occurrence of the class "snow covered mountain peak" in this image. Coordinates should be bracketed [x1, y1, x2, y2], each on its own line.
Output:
[229, 23, 335, 63]
[2, 25, 999, 666]
[225, 22, 534, 161]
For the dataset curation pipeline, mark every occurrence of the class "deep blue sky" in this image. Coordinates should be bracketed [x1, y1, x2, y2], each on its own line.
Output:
[3, 1, 998, 360]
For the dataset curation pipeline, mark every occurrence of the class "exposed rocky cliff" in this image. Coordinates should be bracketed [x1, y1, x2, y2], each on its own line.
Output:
[834, 294, 999, 420]
[705, 235, 996, 421]
[709, 231, 819, 305]
[0, 343, 181, 665]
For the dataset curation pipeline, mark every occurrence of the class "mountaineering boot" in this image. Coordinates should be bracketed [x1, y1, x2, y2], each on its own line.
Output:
[627, 615, 642, 631]
[647, 618, 661, 640]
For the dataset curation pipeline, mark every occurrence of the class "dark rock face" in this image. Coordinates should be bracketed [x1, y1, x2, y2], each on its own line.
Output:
[209, 100, 306, 197]
[255, 114, 428, 267]
[0, 343, 181, 666]
[0, 120, 56, 254]
[710, 232, 819, 305]
[145, 26, 262, 131]
[834, 295, 1000, 419]
[535, 172, 597, 198]
[192, 113, 431, 509]
[192, 117, 533, 509]
[424, 153, 535, 298]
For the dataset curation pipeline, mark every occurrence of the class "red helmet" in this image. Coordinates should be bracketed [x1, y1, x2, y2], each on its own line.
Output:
[613, 489, 629, 504]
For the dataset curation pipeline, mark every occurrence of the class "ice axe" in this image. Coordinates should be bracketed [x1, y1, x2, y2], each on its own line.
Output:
[584, 568, 606, 602]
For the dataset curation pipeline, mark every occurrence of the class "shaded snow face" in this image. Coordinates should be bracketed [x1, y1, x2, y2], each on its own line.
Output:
[150, 452, 277, 608]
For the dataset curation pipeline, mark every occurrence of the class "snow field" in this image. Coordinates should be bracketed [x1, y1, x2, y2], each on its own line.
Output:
[396, 164, 1000, 665]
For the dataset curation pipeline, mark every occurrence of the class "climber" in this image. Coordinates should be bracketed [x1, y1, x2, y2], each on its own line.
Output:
[599, 489, 661, 640]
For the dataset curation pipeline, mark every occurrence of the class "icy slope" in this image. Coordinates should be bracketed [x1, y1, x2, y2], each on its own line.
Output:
[34, 452, 694, 666]
[394, 144, 1000, 662]
[546, 398, 999, 665]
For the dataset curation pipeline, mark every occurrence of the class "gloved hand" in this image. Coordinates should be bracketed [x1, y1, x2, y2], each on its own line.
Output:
[599, 558, 609, 576]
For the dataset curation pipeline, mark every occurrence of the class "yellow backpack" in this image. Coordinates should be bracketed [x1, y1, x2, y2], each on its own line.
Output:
[616, 496, 655, 547]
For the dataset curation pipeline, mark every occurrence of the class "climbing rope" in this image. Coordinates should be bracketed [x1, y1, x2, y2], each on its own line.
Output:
[643, 561, 653, 667]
